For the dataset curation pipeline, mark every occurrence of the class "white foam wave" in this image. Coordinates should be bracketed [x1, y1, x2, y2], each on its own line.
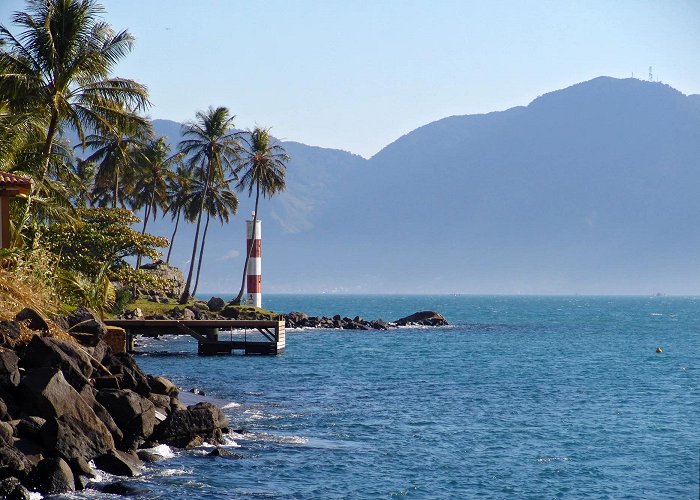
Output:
[222, 401, 241, 409]
[141, 443, 176, 459]
[252, 432, 308, 445]
[222, 434, 242, 447]
[154, 468, 193, 477]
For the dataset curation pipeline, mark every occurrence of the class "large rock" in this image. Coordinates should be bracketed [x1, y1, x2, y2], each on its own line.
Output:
[0, 321, 21, 348]
[34, 457, 74, 495]
[207, 297, 225, 311]
[78, 386, 124, 445]
[147, 375, 179, 398]
[138, 261, 184, 298]
[394, 311, 448, 326]
[20, 368, 114, 460]
[0, 476, 30, 499]
[63, 307, 108, 345]
[93, 449, 142, 477]
[153, 402, 229, 448]
[14, 308, 48, 333]
[21, 336, 92, 390]
[39, 414, 114, 461]
[0, 446, 33, 480]
[0, 351, 20, 388]
[96, 389, 155, 450]
[103, 352, 151, 395]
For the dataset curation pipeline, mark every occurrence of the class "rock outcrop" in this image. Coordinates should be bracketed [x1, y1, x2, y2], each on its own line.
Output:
[0, 307, 230, 496]
[395, 311, 449, 327]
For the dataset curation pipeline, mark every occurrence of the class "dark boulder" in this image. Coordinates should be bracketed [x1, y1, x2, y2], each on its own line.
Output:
[369, 320, 390, 330]
[97, 480, 149, 496]
[284, 312, 308, 328]
[96, 389, 155, 450]
[14, 308, 49, 333]
[0, 423, 13, 446]
[207, 297, 225, 311]
[35, 457, 74, 495]
[0, 446, 33, 480]
[147, 375, 179, 398]
[395, 311, 448, 326]
[103, 352, 151, 395]
[136, 449, 165, 462]
[21, 336, 91, 390]
[40, 413, 114, 461]
[64, 307, 107, 346]
[207, 446, 243, 458]
[19, 368, 114, 460]
[0, 351, 20, 388]
[93, 449, 142, 477]
[85, 395, 124, 445]
[153, 402, 228, 448]
[0, 321, 21, 348]
[14, 417, 45, 440]
[12, 439, 43, 467]
[0, 476, 30, 499]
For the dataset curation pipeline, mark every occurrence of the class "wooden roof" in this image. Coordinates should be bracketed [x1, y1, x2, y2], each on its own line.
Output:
[0, 172, 31, 196]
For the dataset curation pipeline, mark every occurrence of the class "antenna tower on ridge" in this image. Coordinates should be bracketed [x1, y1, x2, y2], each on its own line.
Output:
[649, 66, 653, 81]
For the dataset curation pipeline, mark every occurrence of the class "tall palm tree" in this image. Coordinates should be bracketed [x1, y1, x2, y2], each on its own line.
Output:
[187, 173, 239, 297]
[232, 127, 289, 305]
[0, 0, 149, 214]
[129, 137, 179, 268]
[177, 106, 241, 303]
[164, 165, 194, 264]
[81, 117, 152, 208]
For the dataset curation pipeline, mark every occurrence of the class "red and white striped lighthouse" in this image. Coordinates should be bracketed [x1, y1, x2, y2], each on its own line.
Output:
[246, 213, 262, 307]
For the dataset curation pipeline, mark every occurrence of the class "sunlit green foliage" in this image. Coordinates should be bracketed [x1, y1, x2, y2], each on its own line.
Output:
[43, 207, 168, 289]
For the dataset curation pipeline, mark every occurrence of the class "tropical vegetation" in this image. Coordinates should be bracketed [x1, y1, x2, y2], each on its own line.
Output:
[0, 0, 288, 317]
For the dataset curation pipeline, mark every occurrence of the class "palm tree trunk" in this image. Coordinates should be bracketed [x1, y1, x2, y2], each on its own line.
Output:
[180, 168, 212, 303]
[192, 211, 211, 297]
[20, 110, 59, 238]
[233, 183, 260, 305]
[136, 202, 151, 269]
[40, 110, 59, 183]
[113, 166, 119, 209]
[166, 209, 181, 264]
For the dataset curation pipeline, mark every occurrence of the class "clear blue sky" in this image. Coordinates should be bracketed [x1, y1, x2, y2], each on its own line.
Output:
[2, 0, 699, 157]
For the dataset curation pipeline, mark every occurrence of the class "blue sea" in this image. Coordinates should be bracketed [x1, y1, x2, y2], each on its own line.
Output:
[75, 295, 699, 498]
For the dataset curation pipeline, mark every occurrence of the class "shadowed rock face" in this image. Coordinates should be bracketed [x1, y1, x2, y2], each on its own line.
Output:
[0, 308, 231, 496]
[395, 311, 448, 327]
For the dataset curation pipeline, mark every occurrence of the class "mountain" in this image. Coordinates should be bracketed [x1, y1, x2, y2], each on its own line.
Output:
[146, 77, 700, 295]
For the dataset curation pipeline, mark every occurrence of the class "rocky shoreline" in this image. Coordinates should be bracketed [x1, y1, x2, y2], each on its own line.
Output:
[0, 307, 231, 498]
[125, 295, 450, 330]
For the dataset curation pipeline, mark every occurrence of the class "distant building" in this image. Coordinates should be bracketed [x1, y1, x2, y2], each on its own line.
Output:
[0, 172, 31, 248]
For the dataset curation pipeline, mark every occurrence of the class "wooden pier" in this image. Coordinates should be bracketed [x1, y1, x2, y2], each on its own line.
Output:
[102, 319, 285, 356]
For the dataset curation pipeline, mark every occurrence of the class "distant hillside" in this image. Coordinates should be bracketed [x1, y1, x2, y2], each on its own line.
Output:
[85, 77, 700, 294]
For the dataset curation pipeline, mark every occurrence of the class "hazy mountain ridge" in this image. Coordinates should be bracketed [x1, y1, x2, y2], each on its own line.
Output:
[129, 77, 700, 294]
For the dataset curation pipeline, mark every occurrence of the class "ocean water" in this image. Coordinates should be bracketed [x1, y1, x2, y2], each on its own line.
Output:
[73, 295, 699, 498]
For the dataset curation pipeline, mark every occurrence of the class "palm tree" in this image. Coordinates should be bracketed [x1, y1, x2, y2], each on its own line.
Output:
[232, 127, 289, 305]
[81, 117, 152, 208]
[129, 137, 179, 268]
[187, 173, 239, 297]
[0, 0, 149, 213]
[177, 106, 241, 303]
[164, 165, 194, 264]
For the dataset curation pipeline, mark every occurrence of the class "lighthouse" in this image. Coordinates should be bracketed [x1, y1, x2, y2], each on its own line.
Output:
[246, 213, 262, 307]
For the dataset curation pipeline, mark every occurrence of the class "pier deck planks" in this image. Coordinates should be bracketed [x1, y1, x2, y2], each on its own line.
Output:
[103, 319, 286, 356]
